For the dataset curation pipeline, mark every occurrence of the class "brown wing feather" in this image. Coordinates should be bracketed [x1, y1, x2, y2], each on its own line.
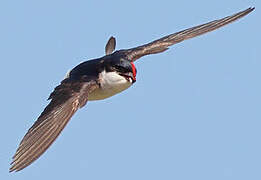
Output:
[10, 80, 98, 172]
[119, 7, 254, 61]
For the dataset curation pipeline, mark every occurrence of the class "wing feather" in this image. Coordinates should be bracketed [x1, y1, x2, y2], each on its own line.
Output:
[10, 80, 98, 172]
[119, 7, 254, 61]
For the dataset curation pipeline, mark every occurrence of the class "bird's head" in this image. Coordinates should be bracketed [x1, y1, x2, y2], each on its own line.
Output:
[105, 57, 137, 83]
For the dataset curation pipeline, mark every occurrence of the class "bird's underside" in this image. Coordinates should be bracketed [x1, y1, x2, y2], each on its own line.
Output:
[10, 7, 254, 172]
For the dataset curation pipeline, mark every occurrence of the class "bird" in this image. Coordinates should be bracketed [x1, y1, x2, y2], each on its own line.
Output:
[10, 7, 254, 172]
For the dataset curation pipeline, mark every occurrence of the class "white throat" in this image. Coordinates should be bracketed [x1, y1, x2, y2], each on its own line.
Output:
[88, 70, 133, 101]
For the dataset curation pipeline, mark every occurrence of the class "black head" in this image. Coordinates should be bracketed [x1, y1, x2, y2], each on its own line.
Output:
[104, 57, 137, 83]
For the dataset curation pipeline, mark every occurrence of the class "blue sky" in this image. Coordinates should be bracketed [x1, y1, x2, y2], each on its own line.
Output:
[0, 0, 260, 179]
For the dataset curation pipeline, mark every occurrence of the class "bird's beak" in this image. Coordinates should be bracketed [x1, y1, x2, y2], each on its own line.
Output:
[127, 72, 136, 83]
[120, 72, 136, 83]
[131, 74, 136, 83]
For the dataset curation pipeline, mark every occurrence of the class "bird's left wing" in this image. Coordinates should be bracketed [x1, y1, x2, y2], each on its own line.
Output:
[116, 7, 254, 62]
[10, 79, 99, 172]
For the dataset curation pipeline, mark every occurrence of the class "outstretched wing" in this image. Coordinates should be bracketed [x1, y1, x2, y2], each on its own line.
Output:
[118, 7, 254, 62]
[10, 79, 99, 172]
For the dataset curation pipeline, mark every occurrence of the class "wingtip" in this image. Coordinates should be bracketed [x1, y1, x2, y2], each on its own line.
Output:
[245, 7, 255, 13]
[9, 158, 15, 172]
[9, 166, 16, 173]
[109, 36, 116, 40]
[241, 7, 255, 17]
[9, 168, 22, 173]
[238, 7, 255, 15]
[9, 161, 17, 173]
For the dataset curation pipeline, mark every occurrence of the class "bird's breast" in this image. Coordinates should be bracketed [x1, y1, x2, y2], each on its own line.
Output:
[88, 70, 133, 101]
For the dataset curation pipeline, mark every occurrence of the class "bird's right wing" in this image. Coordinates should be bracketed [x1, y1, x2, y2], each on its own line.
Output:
[117, 7, 254, 62]
[10, 79, 99, 172]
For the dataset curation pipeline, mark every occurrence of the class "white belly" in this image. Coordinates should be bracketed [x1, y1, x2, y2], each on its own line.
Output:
[88, 71, 133, 101]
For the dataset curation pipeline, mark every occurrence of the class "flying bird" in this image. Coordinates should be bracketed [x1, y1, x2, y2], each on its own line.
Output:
[10, 7, 254, 172]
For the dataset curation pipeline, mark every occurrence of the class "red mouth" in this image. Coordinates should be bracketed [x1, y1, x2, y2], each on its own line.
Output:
[131, 62, 136, 79]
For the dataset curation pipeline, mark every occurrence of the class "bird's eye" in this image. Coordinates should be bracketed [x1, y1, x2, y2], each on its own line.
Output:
[115, 65, 128, 73]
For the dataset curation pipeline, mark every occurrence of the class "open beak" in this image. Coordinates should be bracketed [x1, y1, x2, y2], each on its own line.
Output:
[120, 72, 136, 83]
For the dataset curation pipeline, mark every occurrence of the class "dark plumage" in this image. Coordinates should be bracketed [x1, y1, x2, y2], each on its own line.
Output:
[10, 7, 254, 172]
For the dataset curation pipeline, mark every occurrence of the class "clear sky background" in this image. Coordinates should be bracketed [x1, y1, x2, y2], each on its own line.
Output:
[0, 0, 260, 179]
